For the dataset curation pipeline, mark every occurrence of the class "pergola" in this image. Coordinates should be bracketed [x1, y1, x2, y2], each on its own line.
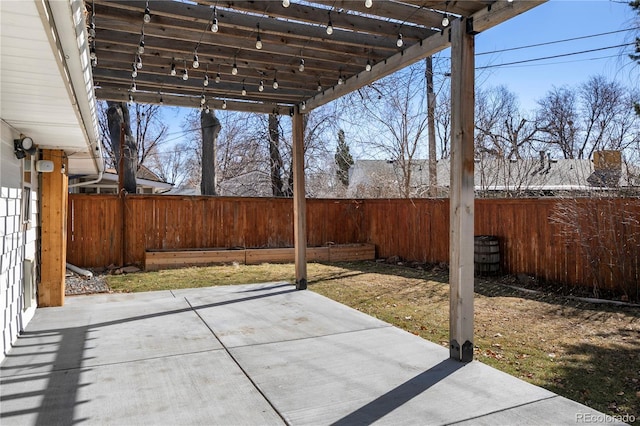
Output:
[89, 0, 545, 362]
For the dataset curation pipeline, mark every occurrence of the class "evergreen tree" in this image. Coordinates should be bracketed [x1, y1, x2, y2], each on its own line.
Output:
[334, 129, 354, 187]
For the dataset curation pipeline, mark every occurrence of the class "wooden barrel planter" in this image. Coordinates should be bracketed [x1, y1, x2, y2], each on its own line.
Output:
[474, 236, 500, 276]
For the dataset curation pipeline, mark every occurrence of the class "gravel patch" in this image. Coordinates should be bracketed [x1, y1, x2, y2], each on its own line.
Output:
[65, 271, 111, 295]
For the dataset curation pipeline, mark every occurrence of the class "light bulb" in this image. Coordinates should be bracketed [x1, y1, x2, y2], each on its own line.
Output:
[273, 79, 278, 89]
[132, 64, 138, 78]
[90, 47, 96, 60]
[366, 59, 372, 72]
[138, 40, 145, 55]
[259, 80, 264, 92]
[301, 101, 306, 111]
[215, 72, 221, 83]
[129, 93, 134, 104]
[143, 7, 151, 23]
[205, 105, 210, 113]
[282, 0, 290, 6]
[241, 86, 247, 96]
[182, 69, 188, 80]
[193, 54, 199, 69]
[338, 76, 344, 85]
[131, 82, 136, 92]
[222, 100, 227, 109]
[326, 20, 333, 35]
[91, 57, 98, 67]
[170, 63, 176, 76]
[201, 94, 206, 105]
[232, 63, 238, 75]
[298, 58, 305, 72]
[317, 82, 322, 92]
[160, 96, 163, 105]
[365, 0, 373, 7]
[211, 18, 219, 32]
[136, 55, 143, 69]
[396, 33, 403, 48]
[256, 35, 262, 50]
[204, 74, 209, 86]
[442, 15, 449, 27]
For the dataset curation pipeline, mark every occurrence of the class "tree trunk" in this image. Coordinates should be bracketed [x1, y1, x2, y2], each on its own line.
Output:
[201, 109, 221, 195]
[106, 102, 137, 194]
[268, 114, 285, 196]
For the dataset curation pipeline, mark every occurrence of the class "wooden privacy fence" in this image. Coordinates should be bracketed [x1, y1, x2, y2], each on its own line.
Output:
[67, 195, 640, 295]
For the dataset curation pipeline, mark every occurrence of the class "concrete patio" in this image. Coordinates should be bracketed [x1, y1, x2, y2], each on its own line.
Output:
[0, 283, 617, 425]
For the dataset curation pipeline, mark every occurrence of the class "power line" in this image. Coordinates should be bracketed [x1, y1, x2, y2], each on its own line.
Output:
[476, 43, 634, 70]
[477, 27, 639, 56]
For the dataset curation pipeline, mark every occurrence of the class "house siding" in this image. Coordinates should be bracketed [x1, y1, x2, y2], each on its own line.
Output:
[1, 121, 38, 362]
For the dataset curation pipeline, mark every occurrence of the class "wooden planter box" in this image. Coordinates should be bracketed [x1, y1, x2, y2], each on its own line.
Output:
[144, 244, 374, 271]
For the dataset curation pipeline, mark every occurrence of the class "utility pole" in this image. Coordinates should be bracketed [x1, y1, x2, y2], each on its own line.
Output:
[426, 57, 437, 197]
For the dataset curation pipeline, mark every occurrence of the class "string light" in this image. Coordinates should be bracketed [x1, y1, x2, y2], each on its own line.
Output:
[337, 73, 344, 85]
[136, 54, 143, 69]
[396, 33, 403, 48]
[203, 74, 209, 86]
[88, 17, 96, 38]
[366, 59, 372, 71]
[232, 59, 238, 75]
[298, 58, 305, 72]
[182, 62, 188, 80]
[131, 81, 137, 92]
[301, 101, 306, 111]
[90, 44, 96, 60]
[129, 93, 134, 104]
[215, 72, 221, 83]
[282, 0, 290, 7]
[205, 105, 210, 113]
[255, 23, 262, 50]
[201, 94, 206, 105]
[241, 80, 247, 96]
[365, 0, 373, 7]
[442, 14, 450, 27]
[259, 80, 264, 92]
[326, 12, 333, 35]
[317, 81, 322, 92]
[132, 63, 138, 78]
[137, 33, 145, 54]
[143, 4, 151, 23]
[193, 52, 199, 68]
[272, 71, 278, 89]
[159, 95, 164, 105]
[222, 99, 227, 109]
[211, 7, 219, 33]
[170, 62, 176, 76]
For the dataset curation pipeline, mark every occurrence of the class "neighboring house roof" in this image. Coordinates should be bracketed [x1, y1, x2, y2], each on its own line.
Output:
[70, 166, 173, 192]
[348, 157, 640, 197]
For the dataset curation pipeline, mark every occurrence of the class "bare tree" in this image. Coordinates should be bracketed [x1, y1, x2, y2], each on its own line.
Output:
[345, 63, 429, 197]
[268, 114, 285, 196]
[105, 101, 136, 193]
[536, 86, 579, 159]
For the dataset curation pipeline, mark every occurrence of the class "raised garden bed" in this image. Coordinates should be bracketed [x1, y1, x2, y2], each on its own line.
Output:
[144, 243, 375, 271]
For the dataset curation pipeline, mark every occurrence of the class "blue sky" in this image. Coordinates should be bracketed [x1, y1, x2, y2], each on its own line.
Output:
[161, 0, 639, 144]
[470, 0, 638, 111]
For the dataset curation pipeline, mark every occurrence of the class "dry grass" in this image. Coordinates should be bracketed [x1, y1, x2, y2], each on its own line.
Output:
[107, 261, 640, 423]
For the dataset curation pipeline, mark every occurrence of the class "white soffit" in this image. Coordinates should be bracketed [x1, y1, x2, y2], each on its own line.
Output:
[1, 0, 103, 175]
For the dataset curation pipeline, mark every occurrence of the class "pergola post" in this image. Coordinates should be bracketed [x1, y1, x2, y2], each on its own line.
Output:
[449, 18, 475, 362]
[292, 108, 307, 290]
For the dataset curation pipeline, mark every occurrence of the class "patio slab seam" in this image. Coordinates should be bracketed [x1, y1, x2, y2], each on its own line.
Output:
[443, 395, 560, 425]
[184, 296, 290, 425]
